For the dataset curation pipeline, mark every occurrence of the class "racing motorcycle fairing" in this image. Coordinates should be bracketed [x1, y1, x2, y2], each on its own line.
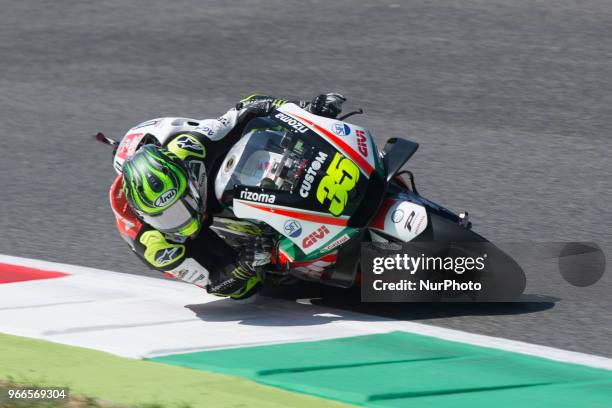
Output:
[382, 137, 419, 183]
[112, 117, 204, 174]
[369, 197, 428, 242]
[98, 102, 526, 296]
[233, 198, 355, 255]
[211, 103, 501, 290]
[214, 106, 385, 256]
[276, 103, 381, 178]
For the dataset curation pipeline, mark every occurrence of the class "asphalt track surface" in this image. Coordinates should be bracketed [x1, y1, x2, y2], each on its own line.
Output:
[1, 1, 611, 356]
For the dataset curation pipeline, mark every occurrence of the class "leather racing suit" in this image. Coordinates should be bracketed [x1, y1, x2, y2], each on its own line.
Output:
[109, 94, 344, 299]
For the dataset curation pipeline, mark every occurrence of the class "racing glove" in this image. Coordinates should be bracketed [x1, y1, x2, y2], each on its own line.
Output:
[241, 235, 273, 269]
[206, 262, 262, 300]
[309, 93, 346, 118]
[235, 100, 274, 117]
[205, 236, 272, 299]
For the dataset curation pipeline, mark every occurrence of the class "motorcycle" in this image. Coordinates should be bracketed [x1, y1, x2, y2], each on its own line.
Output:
[96, 102, 525, 300]
[210, 103, 526, 300]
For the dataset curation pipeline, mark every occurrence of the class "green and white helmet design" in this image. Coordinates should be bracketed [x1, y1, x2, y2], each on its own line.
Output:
[122, 144, 204, 237]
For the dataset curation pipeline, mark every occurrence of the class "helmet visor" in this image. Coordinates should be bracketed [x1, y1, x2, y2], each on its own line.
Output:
[138, 178, 204, 236]
[139, 197, 197, 234]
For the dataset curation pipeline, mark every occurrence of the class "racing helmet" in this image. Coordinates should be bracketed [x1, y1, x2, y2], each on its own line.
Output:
[122, 144, 205, 237]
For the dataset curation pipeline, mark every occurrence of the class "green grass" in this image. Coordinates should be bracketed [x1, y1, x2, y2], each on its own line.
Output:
[0, 333, 351, 408]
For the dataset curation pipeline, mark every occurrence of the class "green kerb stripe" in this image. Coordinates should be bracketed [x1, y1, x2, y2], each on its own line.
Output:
[150, 331, 612, 407]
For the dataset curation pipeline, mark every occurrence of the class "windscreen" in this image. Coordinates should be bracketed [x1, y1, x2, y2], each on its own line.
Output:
[214, 115, 375, 223]
[215, 117, 317, 203]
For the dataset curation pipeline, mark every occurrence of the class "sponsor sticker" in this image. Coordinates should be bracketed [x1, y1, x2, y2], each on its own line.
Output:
[154, 188, 177, 208]
[355, 129, 368, 156]
[155, 247, 181, 265]
[275, 112, 309, 134]
[199, 126, 214, 136]
[404, 210, 417, 231]
[391, 209, 404, 224]
[299, 151, 328, 198]
[116, 132, 144, 160]
[332, 122, 351, 136]
[175, 136, 203, 153]
[239, 188, 276, 204]
[283, 219, 303, 238]
[383, 201, 428, 242]
[302, 225, 330, 248]
[323, 233, 350, 251]
[315, 152, 360, 216]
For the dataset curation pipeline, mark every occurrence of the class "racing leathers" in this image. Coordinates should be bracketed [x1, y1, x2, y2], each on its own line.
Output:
[110, 94, 345, 299]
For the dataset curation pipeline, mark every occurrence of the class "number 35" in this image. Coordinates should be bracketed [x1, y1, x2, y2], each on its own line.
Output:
[316, 153, 360, 216]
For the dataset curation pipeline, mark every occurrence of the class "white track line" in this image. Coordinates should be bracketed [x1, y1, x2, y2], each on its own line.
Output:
[0, 254, 611, 370]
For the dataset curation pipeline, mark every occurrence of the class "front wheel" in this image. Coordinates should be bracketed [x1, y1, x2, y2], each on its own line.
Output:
[414, 212, 526, 301]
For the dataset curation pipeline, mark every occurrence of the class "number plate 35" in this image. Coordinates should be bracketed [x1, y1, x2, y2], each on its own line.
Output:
[316, 153, 360, 216]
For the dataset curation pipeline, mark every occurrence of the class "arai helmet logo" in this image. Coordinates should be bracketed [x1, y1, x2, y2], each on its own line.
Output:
[154, 189, 177, 208]
[332, 123, 351, 136]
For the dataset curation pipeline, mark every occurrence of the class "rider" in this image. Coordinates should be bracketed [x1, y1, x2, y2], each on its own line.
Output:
[110, 93, 346, 299]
